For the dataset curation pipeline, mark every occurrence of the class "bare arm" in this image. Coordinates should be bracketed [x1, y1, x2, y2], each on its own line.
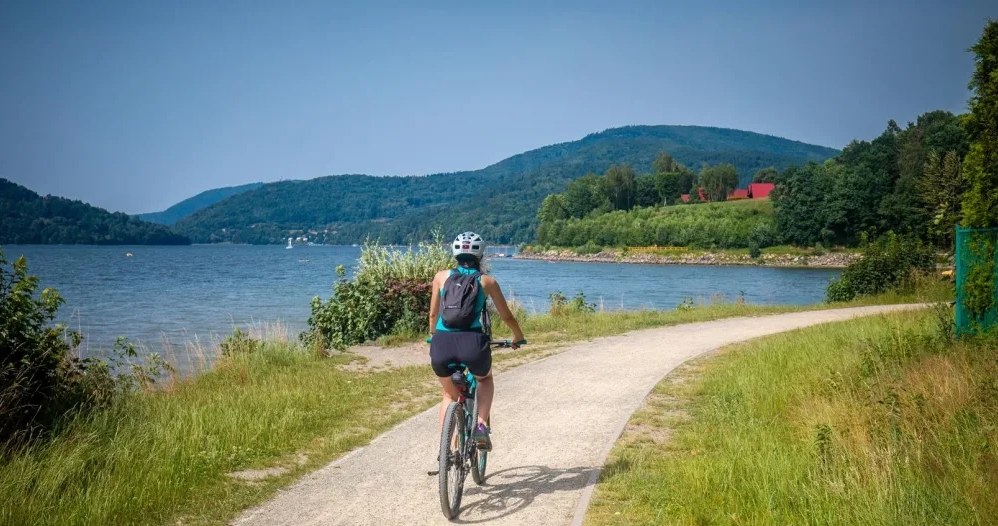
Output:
[428, 270, 446, 336]
[481, 275, 525, 344]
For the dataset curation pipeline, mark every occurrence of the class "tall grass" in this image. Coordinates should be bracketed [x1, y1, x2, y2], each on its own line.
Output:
[0, 341, 437, 526]
[355, 238, 453, 284]
[586, 311, 997, 525]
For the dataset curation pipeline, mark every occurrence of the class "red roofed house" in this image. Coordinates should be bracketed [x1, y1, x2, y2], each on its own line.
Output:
[748, 183, 775, 199]
[728, 188, 750, 200]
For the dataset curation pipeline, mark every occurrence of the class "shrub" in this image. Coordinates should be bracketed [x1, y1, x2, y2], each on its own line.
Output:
[826, 233, 935, 302]
[487, 298, 528, 335]
[574, 241, 602, 255]
[0, 251, 121, 450]
[305, 236, 453, 350]
[219, 328, 261, 357]
[549, 290, 596, 316]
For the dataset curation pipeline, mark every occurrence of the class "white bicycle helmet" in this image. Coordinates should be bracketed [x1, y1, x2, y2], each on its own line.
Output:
[452, 231, 486, 259]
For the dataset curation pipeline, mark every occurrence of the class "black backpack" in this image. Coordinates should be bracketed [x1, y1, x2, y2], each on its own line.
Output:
[441, 270, 483, 330]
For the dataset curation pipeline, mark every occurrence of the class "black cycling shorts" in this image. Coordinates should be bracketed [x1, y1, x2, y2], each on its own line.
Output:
[430, 330, 492, 378]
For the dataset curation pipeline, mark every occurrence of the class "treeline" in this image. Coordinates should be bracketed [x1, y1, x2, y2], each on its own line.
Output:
[772, 110, 970, 248]
[535, 107, 982, 252]
[536, 155, 773, 247]
[539, 199, 777, 249]
[1, 179, 190, 245]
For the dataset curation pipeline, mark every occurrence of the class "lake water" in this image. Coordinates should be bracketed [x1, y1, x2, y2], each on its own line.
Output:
[5, 245, 839, 365]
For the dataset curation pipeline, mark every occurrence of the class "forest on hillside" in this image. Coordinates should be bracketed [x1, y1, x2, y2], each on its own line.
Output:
[0, 179, 191, 245]
[171, 125, 838, 245]
[534, 109, 973, 252]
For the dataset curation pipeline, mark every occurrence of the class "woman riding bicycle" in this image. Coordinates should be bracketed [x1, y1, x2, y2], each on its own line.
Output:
[428, 231, 525, 451]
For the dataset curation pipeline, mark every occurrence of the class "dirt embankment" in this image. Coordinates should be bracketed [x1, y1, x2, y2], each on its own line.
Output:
[516, 248, 859, 268]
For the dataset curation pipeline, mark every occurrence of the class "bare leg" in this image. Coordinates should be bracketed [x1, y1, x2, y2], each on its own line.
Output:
[437, 377, 461, 428]
[475, 373, 494, 426]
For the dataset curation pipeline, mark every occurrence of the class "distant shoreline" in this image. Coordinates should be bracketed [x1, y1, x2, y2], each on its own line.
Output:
[515, 248, 859, 269]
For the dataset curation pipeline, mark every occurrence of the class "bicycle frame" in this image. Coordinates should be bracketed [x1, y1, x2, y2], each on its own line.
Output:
[449, 364, 480, 463]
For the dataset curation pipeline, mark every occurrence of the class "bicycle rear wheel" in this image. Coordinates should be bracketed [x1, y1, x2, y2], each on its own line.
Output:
[438, 402, 465, 519]
[471, 448, 487, 485]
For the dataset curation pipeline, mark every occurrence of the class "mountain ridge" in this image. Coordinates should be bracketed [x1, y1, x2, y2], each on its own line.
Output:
[135, 182, 265, 225]
[173, 125, 839, 244]
[0, 178, 190, 245]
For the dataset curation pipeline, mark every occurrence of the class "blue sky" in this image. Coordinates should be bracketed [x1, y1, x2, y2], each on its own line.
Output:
[1, 1, 994, 214]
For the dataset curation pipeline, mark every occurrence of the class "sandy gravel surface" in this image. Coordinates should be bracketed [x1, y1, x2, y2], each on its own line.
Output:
[232, 304, 924, 526]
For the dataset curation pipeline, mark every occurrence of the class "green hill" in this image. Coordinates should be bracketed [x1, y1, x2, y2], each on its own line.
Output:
[174, 125, 839, 244]
[0, 178, 190, 245]
[135, 182, 264, 225]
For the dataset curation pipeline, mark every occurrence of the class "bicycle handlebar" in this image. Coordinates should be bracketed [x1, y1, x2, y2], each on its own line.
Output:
[489, 339, 527, 348]
[425, 336, 527, 348]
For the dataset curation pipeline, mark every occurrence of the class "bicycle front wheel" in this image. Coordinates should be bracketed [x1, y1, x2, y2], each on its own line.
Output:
[470, 397, 487, 485]
[438, 402, 465, 519]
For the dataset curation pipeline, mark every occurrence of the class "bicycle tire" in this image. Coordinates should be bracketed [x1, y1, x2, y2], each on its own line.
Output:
[438, 402, 465, 519]
[471, 448, 487, 485]
[470, 397, 487, 485]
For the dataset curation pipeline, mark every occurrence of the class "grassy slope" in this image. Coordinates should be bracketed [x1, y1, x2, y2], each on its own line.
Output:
[0, 346, 436, 526]
[0, 302, 826, 526]
[585, 310, 997, 526]
[0, 281, 952, 526]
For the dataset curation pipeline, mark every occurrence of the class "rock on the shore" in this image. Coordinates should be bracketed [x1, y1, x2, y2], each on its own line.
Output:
[515, 248, 859, 268]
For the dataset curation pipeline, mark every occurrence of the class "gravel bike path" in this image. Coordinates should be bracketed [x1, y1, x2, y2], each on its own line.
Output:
[232, 304, 924, 526]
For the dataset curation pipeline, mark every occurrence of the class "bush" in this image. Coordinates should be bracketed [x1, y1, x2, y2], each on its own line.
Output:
[0, 251, 119, 449]
[574, 241, 602, 255]
[219, 328, 261, 357]
[305, 236, 453, 350]
[549, 290, 596, 316]
[826, 233, 935, 302]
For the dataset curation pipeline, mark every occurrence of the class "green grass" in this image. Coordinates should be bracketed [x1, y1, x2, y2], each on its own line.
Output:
[0, 276, 953, 526]
[0, 342, 437, 526]
[585, 310, 997, 526]
[497, 302, 794, 345]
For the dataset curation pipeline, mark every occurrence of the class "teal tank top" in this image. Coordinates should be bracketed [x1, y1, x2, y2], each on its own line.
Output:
[435, 267, 487, 332]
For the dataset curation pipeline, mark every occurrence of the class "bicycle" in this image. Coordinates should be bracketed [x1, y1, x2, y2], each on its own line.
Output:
[437, 339, 525, 520]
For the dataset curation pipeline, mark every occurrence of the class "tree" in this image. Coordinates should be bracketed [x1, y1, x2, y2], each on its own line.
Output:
[772, 162, 832, 246]
[633, 174, 659, 207]
[653, 152, 682, 174]
[537, 194, 568, 224]
[963, 20, 998, 228]
[753, 167, 778, 183]
[602, 164, 636, 211]
[920, 150, 964, 248]
[698, 164, 739, 202]
[562, 173, 610, 218]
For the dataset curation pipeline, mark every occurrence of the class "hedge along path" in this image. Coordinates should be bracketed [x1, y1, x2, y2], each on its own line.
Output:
[232, 304, 927, 526]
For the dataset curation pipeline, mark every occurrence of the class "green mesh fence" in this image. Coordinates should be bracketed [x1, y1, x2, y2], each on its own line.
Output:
[955, 226, 998, 335]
